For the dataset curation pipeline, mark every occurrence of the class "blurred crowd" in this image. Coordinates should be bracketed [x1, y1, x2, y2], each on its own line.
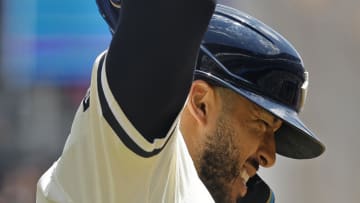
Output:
[0, 87, 86, 203]
[0, 0, 107, 201]
[0, 152, 50, 203]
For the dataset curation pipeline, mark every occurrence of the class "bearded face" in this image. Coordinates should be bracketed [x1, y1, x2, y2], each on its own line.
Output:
[198, 116, 241, 203]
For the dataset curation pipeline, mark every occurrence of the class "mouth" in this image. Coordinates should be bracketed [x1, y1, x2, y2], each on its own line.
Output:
[237, 161, 257, 198]
[240, 170, 250, 184]
[237, 170, 250, 197]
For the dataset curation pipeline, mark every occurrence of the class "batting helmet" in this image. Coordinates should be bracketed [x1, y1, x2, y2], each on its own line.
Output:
[96, 0, 121, 34]
[196, 5, 324, 159]
[96, 1, 325, 159]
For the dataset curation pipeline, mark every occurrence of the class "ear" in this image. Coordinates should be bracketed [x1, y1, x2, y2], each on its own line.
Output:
[187, 80, 216, 127]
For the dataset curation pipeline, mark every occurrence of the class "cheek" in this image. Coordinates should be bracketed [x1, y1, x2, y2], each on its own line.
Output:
[233, 123, 264, 157]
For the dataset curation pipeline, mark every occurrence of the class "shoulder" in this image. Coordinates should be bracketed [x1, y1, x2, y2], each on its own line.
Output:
[85, 51, 180, 157]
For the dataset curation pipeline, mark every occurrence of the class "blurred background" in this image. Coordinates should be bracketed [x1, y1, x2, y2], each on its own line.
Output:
[0, 0, 359, 202]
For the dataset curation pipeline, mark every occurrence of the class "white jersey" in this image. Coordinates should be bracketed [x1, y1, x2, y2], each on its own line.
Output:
[36, 52, 215, 203]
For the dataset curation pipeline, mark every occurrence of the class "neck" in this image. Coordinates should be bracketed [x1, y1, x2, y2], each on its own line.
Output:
[180, 106, 204, 170]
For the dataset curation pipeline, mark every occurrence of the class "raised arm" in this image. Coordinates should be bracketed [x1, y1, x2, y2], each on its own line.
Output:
[105, 0, 216, 141]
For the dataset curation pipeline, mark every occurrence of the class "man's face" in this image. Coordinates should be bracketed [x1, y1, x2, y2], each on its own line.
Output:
[198, 92, 282, 203]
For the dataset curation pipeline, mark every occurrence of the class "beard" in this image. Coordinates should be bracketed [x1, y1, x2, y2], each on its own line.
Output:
[197, 115, 242, 203]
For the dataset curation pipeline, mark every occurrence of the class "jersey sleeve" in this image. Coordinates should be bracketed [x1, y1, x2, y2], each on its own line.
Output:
[95, 52, 178, 157]
[105, 0, 216, 144]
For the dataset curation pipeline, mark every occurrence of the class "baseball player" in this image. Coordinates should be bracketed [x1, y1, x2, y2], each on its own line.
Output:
[36, 0, 325, 202]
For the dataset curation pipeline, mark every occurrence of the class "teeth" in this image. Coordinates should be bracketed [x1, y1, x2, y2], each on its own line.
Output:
[240, 170, 250, 183]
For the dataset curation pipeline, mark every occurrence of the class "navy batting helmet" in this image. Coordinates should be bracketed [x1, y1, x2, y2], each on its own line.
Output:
[96, 0, 121, 34]
[96, 1, 325, 159]
[196, 5, 324, 159]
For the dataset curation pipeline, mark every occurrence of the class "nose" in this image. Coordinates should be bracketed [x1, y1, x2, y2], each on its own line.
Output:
[257, 132, 276, 168]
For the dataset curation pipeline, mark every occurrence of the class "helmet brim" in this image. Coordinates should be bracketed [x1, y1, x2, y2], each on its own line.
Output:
[195, 71, 325, 159]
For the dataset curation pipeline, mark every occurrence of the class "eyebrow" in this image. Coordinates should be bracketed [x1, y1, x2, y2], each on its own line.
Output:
[252, 103, 279, 122]
[273, 117, 280, 123]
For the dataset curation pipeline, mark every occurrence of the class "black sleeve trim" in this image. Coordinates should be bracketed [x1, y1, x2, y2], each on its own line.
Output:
[97, 54, 175, 157]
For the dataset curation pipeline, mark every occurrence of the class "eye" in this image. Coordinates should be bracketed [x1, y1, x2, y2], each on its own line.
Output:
[257, 119, 269, 131]
[260, 119, 270, 127]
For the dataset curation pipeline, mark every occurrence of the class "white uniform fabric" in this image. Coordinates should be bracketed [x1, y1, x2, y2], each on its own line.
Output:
[36, 52, 215, 203]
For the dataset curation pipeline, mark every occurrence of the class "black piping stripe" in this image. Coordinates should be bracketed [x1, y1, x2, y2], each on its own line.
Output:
[96, 55, 174, 157]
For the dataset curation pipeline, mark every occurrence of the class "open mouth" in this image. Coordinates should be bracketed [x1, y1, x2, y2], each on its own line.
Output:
[237, 170, 250, 197]
[240, 170, 250, 184]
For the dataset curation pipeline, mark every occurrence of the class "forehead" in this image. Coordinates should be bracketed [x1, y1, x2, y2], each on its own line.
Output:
[230, 93, 276, 119]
